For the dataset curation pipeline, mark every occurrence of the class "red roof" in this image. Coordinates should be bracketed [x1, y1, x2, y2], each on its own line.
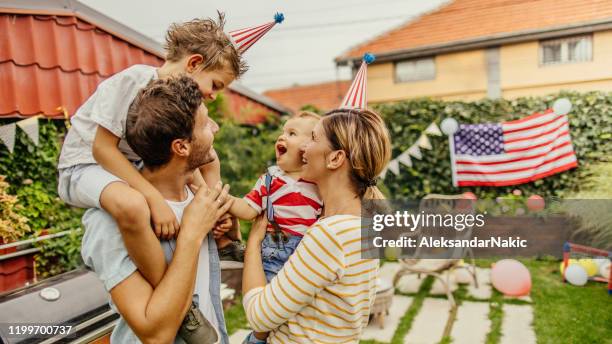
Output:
[0, 14, 163, 118]
[263, 80, 351, 114]
[0, 2, 287, 123]
[339, 0, 612, 61]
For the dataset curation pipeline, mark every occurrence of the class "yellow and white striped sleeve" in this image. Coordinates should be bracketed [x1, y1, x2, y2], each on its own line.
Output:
[242, 223, 345, 332]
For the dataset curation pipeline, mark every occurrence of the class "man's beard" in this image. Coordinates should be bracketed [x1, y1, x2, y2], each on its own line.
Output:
[187, 146, 215, 171]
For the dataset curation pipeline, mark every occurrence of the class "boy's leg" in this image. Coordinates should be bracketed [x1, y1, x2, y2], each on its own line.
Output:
[100, 182, 166, 287]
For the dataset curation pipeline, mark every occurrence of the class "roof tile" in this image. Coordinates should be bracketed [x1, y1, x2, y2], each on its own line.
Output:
[340, 0, 612, 60]
[263, 80, 351, 113]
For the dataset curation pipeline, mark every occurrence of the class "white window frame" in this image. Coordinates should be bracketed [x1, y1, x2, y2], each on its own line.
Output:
[539, 35, 593, 66]
[394, 57, 436, 83]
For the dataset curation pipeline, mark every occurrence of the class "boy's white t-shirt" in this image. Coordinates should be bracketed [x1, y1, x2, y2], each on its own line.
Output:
[165, 188, 219, 332]
[58, 64, 157, 169]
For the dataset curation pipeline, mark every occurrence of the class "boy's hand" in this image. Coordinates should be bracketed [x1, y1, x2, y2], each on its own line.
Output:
[213, 214, 237, 240]
[181, 182, 233, 243]
[148, 193, 180, 240]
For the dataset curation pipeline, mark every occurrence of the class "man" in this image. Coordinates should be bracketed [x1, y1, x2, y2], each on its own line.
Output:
[81, 76, 233, 343]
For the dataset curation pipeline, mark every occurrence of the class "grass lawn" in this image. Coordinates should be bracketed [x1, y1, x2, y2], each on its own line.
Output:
[223, 259, 612, 343]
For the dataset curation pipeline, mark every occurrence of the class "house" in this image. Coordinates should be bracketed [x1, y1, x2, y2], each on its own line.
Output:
[335, 0, 612, 103]
[263, 80, 351, 114]
[0, 0, 288, 124]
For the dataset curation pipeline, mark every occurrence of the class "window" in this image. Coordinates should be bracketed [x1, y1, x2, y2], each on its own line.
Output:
[540, 35, 592, 65]
[395, 57, 435, 82]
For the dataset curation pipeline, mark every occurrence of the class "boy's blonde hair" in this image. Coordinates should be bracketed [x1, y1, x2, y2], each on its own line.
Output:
[165, 11, 248, 78]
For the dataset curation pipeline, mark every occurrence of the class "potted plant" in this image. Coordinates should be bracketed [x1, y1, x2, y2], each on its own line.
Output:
[0, 175, 36, 293]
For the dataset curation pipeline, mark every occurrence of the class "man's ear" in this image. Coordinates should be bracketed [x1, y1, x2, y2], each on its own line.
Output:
[171, 139, 191, 158]
[326, 150, 347, 170]
[186, 54, 204, 73]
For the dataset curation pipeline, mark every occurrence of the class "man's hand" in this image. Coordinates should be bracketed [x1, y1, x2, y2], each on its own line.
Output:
[181, 181, 233, 243]
[147, 191, 180, 240]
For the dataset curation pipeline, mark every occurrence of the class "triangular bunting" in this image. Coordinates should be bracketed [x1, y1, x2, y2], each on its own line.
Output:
[379, 166, 388, 179]
[424, 122, 442, 136]
[417, 134, 432, 150]
[388, 159, 400, 176]
[17, 116, 40, 146]
[0, 123, 17, 153]
[397, 151, 412, 167]
[408, 144, 422, 160]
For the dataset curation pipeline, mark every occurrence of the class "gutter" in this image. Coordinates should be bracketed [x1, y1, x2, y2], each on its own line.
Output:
[336, 18, 612, 66]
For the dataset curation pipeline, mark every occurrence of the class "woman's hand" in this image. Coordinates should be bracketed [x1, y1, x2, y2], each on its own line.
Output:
[248, 214, 268, 245]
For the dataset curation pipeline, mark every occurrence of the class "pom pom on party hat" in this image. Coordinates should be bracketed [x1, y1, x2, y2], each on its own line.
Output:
[340, 53, 375, 109]
[228, 12, 284, 54]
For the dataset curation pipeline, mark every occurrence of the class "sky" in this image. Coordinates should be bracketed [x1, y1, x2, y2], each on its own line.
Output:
[81, 0, 448, 93]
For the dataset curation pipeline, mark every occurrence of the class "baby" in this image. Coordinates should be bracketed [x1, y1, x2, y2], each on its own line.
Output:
[229, 112, 323, 344]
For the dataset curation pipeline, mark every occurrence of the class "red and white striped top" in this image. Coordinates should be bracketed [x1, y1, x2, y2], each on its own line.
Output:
[244, 166, 323, 236]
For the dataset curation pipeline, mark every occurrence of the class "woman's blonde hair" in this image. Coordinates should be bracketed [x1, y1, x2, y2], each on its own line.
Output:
[322, 108, 391, 200]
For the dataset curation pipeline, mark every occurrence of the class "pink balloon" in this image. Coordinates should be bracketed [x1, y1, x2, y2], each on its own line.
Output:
[526, 195, 545, 212]
[491, 259, 532, 296]
[462, 192, 477, 200]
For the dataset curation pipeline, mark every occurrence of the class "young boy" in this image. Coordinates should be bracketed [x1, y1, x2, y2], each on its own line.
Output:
[58, 13, 245, 343]
[228, 112, 323, 344]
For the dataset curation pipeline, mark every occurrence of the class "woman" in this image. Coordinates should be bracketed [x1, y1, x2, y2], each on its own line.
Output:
[242, 108, 392, 343]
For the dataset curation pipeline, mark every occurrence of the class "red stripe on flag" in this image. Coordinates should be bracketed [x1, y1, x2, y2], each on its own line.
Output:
[505, 130, 570, 153]
[504, 114, 565, 134]
[504, 119, 568, 143]
[457, 151, 576, 175]
[456, 141, 572, 166]
[504, 108, 553, 125]
[457, 161, 578, 186]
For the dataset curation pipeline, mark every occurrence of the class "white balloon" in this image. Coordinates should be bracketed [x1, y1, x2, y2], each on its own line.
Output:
[553, 98, 572, 115]
[565, 264, 588, 286]
[599, 260, 611, 278]
[441, 118, 459, 135]
[593, 258, 609, 268]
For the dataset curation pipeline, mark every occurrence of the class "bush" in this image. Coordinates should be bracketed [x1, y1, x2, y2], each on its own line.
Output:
[375, 91, 612, 200]
[0, 176, 31, 242]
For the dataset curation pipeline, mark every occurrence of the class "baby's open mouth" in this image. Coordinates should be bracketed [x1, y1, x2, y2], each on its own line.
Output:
[276, 143, 287, 157]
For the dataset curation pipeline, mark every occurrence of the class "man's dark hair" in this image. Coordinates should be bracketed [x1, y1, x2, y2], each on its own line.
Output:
[126, 76, 202, 169]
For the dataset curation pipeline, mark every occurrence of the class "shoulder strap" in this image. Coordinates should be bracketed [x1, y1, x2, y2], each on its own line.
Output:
[264, 173, 275, 222]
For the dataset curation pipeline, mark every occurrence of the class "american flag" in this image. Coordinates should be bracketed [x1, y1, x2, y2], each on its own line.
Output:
[451, 109, 578, 186]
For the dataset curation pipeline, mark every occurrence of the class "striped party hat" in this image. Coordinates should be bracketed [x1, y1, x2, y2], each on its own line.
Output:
[340, 53, 375, 109]
[229, 13, 284, 54]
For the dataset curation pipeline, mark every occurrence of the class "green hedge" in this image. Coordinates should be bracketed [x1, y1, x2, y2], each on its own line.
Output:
[374, 91, 612, 200]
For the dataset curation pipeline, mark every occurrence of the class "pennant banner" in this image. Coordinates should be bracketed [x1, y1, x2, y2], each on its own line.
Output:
[425, 122, 442, 136]
[388, 159, 400, 176]
[417, 134, 432, 150]
[0, 123, 16, 153]
[397, 151, 412, 168]
[408, 144, 422, 160]
[17, 116, 40, 146]
[379, 121, 441, 179]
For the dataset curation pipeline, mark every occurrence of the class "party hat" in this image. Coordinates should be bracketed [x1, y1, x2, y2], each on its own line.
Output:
[340, 53, 375, 109]
[229, 13, 284, 54]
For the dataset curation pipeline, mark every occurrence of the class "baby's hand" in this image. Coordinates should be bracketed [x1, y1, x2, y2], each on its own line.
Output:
[148, 192, 179, 240]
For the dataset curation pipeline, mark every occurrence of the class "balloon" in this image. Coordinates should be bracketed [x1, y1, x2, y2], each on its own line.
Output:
[559, 259, 577, 274]
[491, 259, 532, 296]
[593, 257, 609, 268]
[553, 98, 572, 115]
[565, 264, 588, 286]
[599, 260, 611, 278]
[462, 192, 477, 200]
[526, 195, 545, 212]
[441, 118, 459, 135]
[578, 259, 599, 277]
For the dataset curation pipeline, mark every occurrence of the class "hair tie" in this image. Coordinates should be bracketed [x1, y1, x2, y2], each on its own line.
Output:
[366, 178, 378, 187]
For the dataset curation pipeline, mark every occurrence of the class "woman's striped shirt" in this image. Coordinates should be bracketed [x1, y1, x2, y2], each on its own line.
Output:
[243, 215, 379, 343]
